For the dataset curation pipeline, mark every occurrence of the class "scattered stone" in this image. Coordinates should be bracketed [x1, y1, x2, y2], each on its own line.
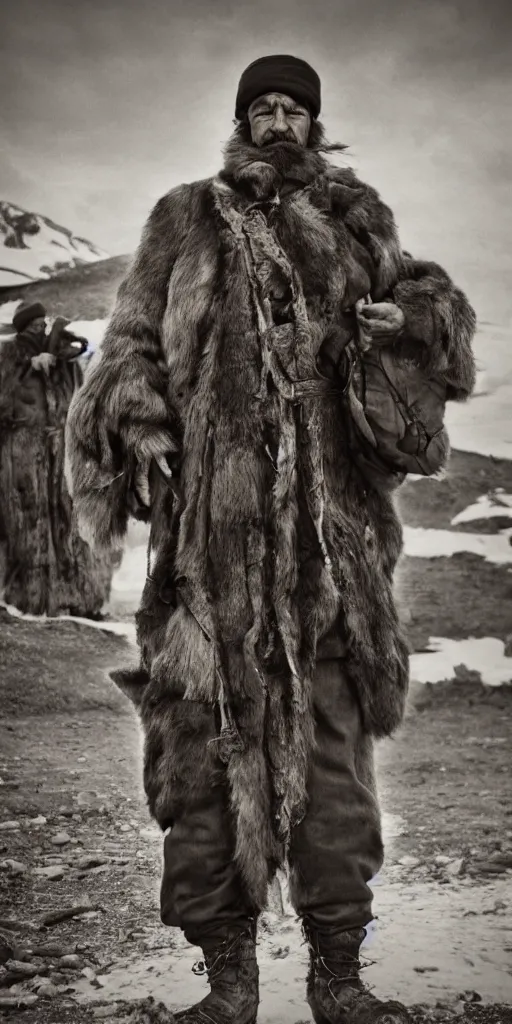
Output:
[77, 756, 87, 763]
[0, 918, 38, 934]
[59, 953, 81, 968]
[29, 944, 76, 959]
[82, 966, 97, 982]
[49, 970, 68, 985]
[33, 865, 65, 881]
[76, 791, 104, 810]
[445, 857, 465, 877]
[470, 861, 508, 875]
[41, 902, 99, 927]
[0, 994, 38, 1008]
[139, 827, 157, 841]
[80, 864, 110, 877]
[398, 855, 421, 868]
[36, 980, 59, 997]
[433, 855, 451, 867]
[58, 806, 74, 818]
[0, 860, 27, 876]
[51, 832, 71, 847]
[120, 824, 132, 833]
[76, 855, 109, 871]
[414, 965, 440, 973]
[0, 959, 46, 986]
[93, 1008, 116, 1020]
[489, 851, 512, 868]
[0, 821, 20, 832]
[28, 816, 47, 826]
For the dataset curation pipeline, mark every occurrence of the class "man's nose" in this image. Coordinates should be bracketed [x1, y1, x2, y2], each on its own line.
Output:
[272, 106, 288, 132]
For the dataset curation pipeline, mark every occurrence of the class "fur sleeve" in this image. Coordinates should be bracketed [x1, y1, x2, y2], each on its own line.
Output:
[65, 185, 191, 550]
[327, 166, 404, 299]
[391, 257, 477, 400]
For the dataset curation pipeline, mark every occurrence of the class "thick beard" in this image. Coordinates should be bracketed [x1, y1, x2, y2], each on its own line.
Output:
[220, 120, 350, 196]
[252, 138, 314, 175]
[223, 131, 327, 185]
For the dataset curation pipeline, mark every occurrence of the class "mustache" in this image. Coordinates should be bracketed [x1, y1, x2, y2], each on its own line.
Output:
[261, 130, 298, 146]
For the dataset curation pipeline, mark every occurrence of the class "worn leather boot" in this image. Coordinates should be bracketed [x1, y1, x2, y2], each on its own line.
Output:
[304, 923, 411, 1024]
[174, 922, 259, 1023]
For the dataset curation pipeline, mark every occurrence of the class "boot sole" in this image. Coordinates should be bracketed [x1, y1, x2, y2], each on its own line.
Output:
[311, 1004, 410, 1024]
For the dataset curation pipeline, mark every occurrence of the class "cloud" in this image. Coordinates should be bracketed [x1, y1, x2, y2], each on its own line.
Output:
[1, 0, 510, 322]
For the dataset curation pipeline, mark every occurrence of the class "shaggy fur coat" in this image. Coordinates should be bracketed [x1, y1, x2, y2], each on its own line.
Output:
[65, 136, 476, 909]
[0, 319, 113, 616]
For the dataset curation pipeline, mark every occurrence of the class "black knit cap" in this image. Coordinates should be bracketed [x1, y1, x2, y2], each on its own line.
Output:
[235, 54, 321, 120]
[12, 300, 47, 333]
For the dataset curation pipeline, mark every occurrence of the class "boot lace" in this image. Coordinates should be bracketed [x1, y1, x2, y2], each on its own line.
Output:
[191, 929, 254, 982]
[303, 924, 376, 1007]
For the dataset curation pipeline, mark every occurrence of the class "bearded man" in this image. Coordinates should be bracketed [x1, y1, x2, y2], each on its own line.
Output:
[66, 55, 476, 1024]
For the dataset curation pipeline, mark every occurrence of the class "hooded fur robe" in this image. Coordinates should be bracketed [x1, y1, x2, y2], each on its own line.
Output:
[65, 136, 476, 908]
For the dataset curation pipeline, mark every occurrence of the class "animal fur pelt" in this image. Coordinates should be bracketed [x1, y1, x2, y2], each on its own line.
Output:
[66, 132, 476, 910]
[0, 324, 113, 616]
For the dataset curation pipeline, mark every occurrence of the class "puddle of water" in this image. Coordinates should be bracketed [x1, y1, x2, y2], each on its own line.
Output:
[74, 877, 512, 1019]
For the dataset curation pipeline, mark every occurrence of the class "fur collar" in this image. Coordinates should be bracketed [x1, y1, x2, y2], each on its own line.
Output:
[219, 134, 370, 211]
[221, 135, 329, 200]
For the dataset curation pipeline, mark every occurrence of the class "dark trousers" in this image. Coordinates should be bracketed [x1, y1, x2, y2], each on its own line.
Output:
[160, 659, 383, 942]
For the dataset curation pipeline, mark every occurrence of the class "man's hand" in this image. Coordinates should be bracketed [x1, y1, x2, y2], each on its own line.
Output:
[130, 452, 181, 513]
[31, 352, 57, 376]
[358, 302, 405, 345]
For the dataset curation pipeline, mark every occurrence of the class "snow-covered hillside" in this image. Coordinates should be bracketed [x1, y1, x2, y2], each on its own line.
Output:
[0, 200, 108, 287]
[445, 321, 512, 460]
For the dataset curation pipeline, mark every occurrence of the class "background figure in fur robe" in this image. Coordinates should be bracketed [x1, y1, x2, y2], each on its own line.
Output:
[0, 300, 114, 617]
[65, 54, 476, 1024]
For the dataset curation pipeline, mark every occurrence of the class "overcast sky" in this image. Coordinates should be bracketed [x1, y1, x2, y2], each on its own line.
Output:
[1, 0, 510, 323]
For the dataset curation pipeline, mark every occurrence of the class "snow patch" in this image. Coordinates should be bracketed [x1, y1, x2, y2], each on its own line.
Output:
[0, 300, 21, 339]
[67, 318, 109, 354]
[0, 601, 137, 646]
[445, 322, 512, 460]
[403, 524, 512, 564]
[451, 490, 512, 525]
[410, 637, 512, 687]
[0, 200, 108, 287]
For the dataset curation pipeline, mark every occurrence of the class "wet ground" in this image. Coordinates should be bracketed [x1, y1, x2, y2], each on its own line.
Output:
[0, 612, 511, 1022]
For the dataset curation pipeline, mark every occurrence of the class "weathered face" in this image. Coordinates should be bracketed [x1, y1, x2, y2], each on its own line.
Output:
[248, 92, 311, 148]
[24, 316, 46, 338]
